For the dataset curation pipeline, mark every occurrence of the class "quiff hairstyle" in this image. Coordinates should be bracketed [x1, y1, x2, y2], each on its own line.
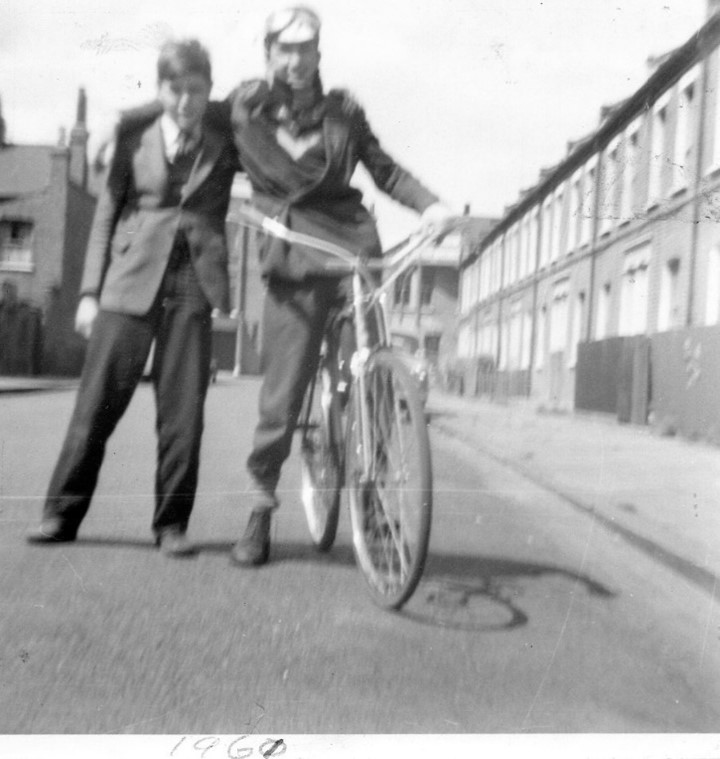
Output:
[157, 39, 212, 84]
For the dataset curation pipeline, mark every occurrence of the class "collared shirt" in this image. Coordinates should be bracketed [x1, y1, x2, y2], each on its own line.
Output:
[160, 114, 202, 162]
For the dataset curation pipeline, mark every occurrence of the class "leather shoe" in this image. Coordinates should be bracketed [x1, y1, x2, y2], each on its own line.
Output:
[231, 510, 271, 566]
[26, 519, 77, 544]
[156, 528, 196, 558]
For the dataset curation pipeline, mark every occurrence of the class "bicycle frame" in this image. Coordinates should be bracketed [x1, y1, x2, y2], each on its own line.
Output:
[231, 206, 469, 480]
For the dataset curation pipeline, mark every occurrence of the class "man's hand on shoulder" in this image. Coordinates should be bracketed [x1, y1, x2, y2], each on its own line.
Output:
[329, 88, 362, 118]
[92, 101, 162, 173]
[228, 79, 270, 127]
[229, 79, 270, 111]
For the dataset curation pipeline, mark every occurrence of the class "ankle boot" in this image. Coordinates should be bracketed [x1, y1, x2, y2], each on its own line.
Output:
[231, 510, 271, 566]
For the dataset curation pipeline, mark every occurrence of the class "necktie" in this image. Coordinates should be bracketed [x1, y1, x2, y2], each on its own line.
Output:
[174, 131, 195, 161]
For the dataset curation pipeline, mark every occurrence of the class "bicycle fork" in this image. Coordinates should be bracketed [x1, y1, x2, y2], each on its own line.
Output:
[350, 270, 377, 484]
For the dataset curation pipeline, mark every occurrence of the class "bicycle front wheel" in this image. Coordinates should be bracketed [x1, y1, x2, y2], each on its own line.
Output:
[345, 348, 432, 609]
[298, 363, 342, 552]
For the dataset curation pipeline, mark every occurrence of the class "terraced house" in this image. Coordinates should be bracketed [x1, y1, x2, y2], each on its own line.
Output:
[0, 89, 95, 375]
[457, 9, 720, 442]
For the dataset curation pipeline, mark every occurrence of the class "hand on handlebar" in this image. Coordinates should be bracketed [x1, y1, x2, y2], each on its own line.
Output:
[420, 201, 457, 237]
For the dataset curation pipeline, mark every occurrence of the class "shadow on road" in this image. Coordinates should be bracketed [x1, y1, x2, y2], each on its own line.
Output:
[59, 537, 358, 564]
[402, 552, 616, 632]
[53, 539, 615, 634]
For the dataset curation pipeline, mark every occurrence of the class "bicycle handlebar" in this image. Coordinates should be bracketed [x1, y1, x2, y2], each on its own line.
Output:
[229, 205, 472, 276]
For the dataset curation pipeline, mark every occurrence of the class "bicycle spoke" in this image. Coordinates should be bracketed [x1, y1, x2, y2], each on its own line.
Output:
[347, 348, 432, 609]
[299, 363, 341, 551]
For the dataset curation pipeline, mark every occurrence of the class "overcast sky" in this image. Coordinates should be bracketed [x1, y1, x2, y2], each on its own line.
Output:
[0, 0, 711, 241]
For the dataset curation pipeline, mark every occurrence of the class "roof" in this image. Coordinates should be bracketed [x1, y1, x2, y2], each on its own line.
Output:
[459, 216, 498, 242]
[479, 11, 720, 245]
[0, 145, 55, 198]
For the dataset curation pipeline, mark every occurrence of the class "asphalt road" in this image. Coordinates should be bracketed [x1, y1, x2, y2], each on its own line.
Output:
[1, 378, 719, 734]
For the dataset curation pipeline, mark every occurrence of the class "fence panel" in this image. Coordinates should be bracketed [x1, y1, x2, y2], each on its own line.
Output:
[650, 326, 720, 442]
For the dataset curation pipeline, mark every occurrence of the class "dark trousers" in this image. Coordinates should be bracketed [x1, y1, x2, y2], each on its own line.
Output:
[247, 276, 359, 497]
[44, 261, 213, 535]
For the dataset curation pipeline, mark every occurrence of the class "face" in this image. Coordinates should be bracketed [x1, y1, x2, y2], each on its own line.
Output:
[157, 73, 211, 132]
[266, 39, 320, 90]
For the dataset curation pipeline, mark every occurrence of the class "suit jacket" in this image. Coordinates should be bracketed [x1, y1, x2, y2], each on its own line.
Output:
[81, 114, 237, 315]
[224, 80, 440, 281]
[117, 85, 439, 282]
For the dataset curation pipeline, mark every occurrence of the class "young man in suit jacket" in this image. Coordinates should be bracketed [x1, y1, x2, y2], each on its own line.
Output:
[27, 39, 238, 556]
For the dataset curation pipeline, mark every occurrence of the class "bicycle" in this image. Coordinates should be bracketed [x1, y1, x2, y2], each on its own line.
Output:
[234, 207, 468, 609]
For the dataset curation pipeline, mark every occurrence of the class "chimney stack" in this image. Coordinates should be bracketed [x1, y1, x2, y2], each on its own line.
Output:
[69, 87, 89, 189]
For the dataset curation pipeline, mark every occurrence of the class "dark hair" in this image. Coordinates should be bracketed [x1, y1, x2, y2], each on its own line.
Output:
[157, 39, 212, 84]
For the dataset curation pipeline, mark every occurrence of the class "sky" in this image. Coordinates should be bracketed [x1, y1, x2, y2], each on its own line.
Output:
[0, 0, 711, 242]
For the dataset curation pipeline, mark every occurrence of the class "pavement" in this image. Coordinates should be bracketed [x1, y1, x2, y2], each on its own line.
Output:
[428, 389, 720, 598]
[0, 375, 79, 394]
[3, 372, 719, 597]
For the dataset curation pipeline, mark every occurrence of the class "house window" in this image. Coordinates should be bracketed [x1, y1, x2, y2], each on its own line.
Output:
[550, 184, 565, 261]
[706, 246, 720, 325]
[528, 208, 539, 276]
[459, 268, 468, 314]
[458, 323, 471, 358]
[600, 138, 621, 235]
[518, 216, 528, 279]
[507, 300, 523, 370]
[502, 229, 512, 287]
[619, 244, 650, 336]
[540, 196, 553, 268]
[648, 96, 670, 206]
[470, 259, 480, 305]
[479, 253, 489, 300]
[657, 257, 682, 332]
[0, 220, 35, 272]
[580, 158, 596, 246]
[420, 267, 435, 306]
[535, 305, 547, 369]
[569, 291, 586, 367]
[549, 278, 570, 353]
[498, 315, 509, 371]
[521, 310, 532, 369]
[595, 282, 611, 340]
[621, 120, 641, 222]
[672, 67, 698, 193]
[483, 319, 498, 360]
[567, 170, 582, 253]
[394, 270, 412, 307]
[508, 224, 519, 285]
[492, 237, 503, 293]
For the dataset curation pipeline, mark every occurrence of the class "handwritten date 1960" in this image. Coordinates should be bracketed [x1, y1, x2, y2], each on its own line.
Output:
[170, 735, 288, 759]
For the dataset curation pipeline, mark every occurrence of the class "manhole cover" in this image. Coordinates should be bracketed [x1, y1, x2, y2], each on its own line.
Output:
[404, 579, 526, 631]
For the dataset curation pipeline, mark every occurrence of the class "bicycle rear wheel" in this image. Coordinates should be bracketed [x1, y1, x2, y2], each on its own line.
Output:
[298, 363, 342, 551]
[345, 348, 432, 609]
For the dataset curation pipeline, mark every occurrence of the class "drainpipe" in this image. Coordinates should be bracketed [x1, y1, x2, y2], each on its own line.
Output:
[495, 234, 506, 398]
[528, 208, 543, 395]
[687, 52, 710, 326]
[586, 151, 604, 342]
